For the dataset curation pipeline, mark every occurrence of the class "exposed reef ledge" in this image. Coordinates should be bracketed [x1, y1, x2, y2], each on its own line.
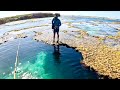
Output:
[33, 30, 120, 79]
[0, 33, 28, 45]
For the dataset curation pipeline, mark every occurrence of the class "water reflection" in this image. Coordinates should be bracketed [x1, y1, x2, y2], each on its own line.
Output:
[0, 37, 99, 79]
[79, 52, 84, 61]
[53, 45, 61, 63]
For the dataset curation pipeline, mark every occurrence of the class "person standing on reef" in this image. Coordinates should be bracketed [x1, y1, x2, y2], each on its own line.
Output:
[52, 13, 61, 44]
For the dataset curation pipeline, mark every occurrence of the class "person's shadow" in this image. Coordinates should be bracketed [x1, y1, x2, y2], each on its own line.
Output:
[53, 45, 61, 64]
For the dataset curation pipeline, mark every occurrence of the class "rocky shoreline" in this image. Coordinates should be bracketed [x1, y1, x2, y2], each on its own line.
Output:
[0, 33, 28, 44]
[33, 28, 120, 79]
[0, 13, 54, 25]
[0, 16, 120, 79]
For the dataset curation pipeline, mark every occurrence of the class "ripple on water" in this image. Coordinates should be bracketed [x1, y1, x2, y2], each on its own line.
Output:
[0, 37, 99, 79]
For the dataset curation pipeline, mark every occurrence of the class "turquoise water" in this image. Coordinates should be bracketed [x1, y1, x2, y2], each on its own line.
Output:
[72, 23, 118, 37]
[0, 37, 98, 79]
[0, 16, 120, 79]
[0, 17, 52, 36]
[0, 16, 120, 37]
[61, 16, 120, 37]
[0, 16, 119, 37]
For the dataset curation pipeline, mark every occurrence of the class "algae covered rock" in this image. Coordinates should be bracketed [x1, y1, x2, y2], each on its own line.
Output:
[16, 33, 27, 38]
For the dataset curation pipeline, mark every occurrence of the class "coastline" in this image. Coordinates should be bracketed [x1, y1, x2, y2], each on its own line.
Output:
[33, 27, 120, 79]
[0, 13, 54, 25]
[0, 15, 120, 79]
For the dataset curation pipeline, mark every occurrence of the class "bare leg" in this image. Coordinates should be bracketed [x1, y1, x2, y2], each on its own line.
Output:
[57, 32, 59, 43]
[53, 31, 55, 43]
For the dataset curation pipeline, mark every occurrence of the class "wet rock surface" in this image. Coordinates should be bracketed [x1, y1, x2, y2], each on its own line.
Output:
[0, 16, 120, 79]
[33, 24, 120, 79]
[33, 29, 120, 79]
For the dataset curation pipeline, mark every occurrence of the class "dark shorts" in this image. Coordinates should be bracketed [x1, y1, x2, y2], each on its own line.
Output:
[53, 28, 59, 33]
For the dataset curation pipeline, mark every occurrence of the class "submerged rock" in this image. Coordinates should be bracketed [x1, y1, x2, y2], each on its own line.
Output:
[33, 27, 120, 79]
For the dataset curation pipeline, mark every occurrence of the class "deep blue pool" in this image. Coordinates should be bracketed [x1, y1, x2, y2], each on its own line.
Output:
[0, 37, 99, 79]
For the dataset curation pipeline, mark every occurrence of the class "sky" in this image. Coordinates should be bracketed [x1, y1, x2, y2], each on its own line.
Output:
[0, 11, 120, 19]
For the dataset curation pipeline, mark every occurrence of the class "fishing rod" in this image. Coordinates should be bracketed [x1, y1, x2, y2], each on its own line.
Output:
[14, 40, 20, 79]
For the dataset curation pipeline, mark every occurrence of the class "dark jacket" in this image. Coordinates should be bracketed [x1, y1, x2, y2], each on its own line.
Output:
[52, 17, 61, 29]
